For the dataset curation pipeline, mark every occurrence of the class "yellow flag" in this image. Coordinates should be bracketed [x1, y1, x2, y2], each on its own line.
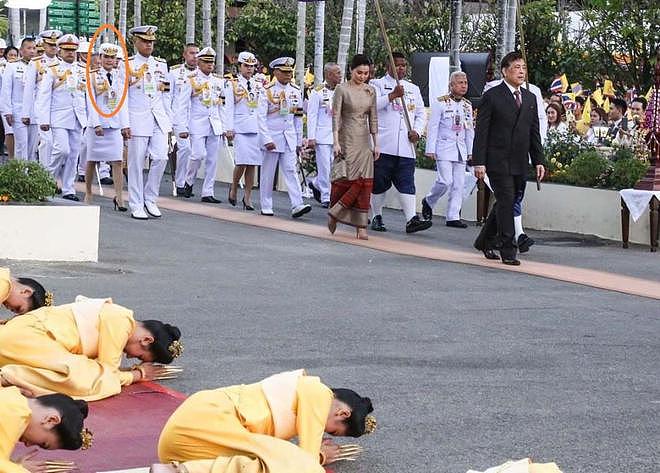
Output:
[560, 73, 569, 93]
[603, 79, 615, 96]
[582, 95, 591, 122]
[592, 88, 604, 106]
[304, 67, 314, 86]
[603, 97, 610, 113]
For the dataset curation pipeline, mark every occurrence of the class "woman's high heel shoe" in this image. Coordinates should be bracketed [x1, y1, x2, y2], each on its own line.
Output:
[228, 187, 237, 207]
[113, 197, 128, 212]
[328, 216, 337, 234]
[242, 198, 255, 211]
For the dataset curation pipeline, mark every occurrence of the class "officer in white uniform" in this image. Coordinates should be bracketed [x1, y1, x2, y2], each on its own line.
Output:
[257, 57, 311, 218]
[125, 25, 172, 220]
[306, 62, 342, 208]
[1, 37, 38, 160]
[224, 51, 262, 210]
[35, 34, 88, 201]
[174, 47, 224, 203]
[421, 71, 474, 228]
[22, 29, 62, 164]
[85, 43, 130, 208]
[0, 38, 10, 158]
[167, 43, 199, 196]
[369, 52, 431, 234]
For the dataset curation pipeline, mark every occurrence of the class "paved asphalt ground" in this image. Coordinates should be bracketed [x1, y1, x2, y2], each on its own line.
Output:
[3, 176, 659, 473]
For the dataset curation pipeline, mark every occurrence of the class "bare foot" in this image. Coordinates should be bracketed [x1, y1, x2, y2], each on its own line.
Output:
[84, 194, 92, 204]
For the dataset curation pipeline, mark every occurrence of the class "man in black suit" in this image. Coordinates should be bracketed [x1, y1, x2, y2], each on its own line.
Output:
[472, 51, 545, 265]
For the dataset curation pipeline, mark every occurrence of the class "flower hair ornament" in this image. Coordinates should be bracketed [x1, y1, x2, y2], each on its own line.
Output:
[168, 340, 184, 359]
[44, 291, 54, 307]
[364, 415, 377, 434]
[80, 428, 94, 450]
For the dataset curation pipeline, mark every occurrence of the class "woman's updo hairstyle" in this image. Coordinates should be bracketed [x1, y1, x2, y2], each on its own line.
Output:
[350, 54, 372, 71]
[16, 277, 49, 310]
[36, 394, 89, 450]
[141, 320, 182, 364]
[332, 388, 375, 437]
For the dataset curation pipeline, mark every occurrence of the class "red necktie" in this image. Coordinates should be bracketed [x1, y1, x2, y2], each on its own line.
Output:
[514, 90, 521, 108]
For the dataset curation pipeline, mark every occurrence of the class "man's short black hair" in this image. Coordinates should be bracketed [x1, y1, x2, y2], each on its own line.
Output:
[632, 96, 648, 110]
[501, 51, 524, 70]
[20, 37, 35, 47]
[391, 52, 407, 62]
[611, 97, 627, 114]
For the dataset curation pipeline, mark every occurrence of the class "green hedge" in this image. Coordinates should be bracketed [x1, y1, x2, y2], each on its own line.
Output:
[0, 160, 57, 203]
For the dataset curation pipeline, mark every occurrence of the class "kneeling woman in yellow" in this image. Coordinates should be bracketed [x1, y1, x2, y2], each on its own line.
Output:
[156, 369, 375, 473]
[1, 266, 52, 316]
[1, 386, 92, 473]
[0, 296, 182, 401]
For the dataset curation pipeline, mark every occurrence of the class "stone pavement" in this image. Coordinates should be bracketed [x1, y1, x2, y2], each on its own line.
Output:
[2, 176, 659, 473]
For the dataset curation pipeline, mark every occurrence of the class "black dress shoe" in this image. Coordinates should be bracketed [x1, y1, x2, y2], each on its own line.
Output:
[62, 194, 80, 202]
[76, 175, 85, 183]
[502, 257, 521, 266]
[321, 201, 330, 209]
[176, 186, 187, 197]
[183, 183, 194, 198]
[517, 234, 535, 253]
[308, 182, 321, 203]
[446, 219, 468, 228]
[421, 198, 433, 221]
[201, 196, 222, 204]
[482, 249, 500, 260]
[100, 177, 114, 185]
[406, 215, 432, 234]
[371, 215, 387, 232]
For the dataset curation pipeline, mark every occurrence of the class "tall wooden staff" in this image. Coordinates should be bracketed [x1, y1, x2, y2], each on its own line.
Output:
[373, 0, 413, 135]
[514, 0, 529, 90]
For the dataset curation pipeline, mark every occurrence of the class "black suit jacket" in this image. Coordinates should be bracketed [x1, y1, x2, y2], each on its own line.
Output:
[472, 82, 545, 176]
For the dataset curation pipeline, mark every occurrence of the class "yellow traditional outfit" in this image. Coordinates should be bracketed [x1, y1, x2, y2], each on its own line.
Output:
[0, 386, 33, 473]
[0, 298, 136, 401]
[158, 369, 332, 473]
[0, 267, 13, 306]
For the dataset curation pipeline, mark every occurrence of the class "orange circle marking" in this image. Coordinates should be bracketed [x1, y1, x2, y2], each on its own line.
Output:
[86, 23, 130, 119]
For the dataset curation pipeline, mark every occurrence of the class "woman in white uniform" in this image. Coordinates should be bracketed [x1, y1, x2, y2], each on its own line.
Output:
[224, 52, 262, 210]
[85, 43, 130, 209]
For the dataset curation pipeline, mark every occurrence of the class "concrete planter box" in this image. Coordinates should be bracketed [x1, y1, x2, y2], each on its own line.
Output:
[0, 200, 99, 262]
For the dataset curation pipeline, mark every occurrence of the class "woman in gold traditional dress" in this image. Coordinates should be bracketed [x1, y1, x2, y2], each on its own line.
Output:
[0, 386, 91, 473]
[1, 267, 50, 316]
[0, 296, 182, 401]
[327, 54, 379, 240]
[154, 369, 375, 473]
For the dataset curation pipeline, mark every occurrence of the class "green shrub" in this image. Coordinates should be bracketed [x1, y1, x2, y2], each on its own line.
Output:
[610, 145, 636, 163]
[415, 137, 436, 170]
[565, 150, 612, 187]
[609, 158, 649, 190]
[0, 160, 57, 203]
[544, 131, 595, 166]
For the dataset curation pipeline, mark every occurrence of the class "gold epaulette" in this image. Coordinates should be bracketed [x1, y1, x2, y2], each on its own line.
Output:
[154, 56, 167, 63]
[438, 94, 451, 102]
[30, 55, 43, 62]
[315, 84, 324, 91]
[187, 72, 197, 79]
[170, 64, 182, 70]
[462, 97, 472, 105]
[290, 83, 300, 90]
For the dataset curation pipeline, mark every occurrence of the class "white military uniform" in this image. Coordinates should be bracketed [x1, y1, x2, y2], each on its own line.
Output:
[0, 56, 13, 140]
[306, 82, 335, 203]
[167, 62, 197, 190]
[174, 66, 225, 199]
[87, 66, 129, 163]
[126, 41, 172, 218]
[22, 53, 59, 164]
[35, 57, 88, 196]
[224, 74, 262, 165]
[0, 58, 31, 159]
[257, 77, 306, 215]
[424, 94, 475, 221]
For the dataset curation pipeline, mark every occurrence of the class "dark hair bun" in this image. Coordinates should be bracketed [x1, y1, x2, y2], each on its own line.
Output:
[75, 400, 89, 419]
[331, 388, 374, 437]
[165, 324, 181, 340]
[141, 320, 182, 364]
[363, 397, 374, 413]
[350, 54, 372, 71]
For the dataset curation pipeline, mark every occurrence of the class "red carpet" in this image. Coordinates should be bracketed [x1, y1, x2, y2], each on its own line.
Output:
[13, 382, 335, 473]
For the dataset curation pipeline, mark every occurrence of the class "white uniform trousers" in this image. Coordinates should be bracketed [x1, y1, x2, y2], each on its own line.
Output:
[185, 134, 220, 198]
[12, 120, 29, 160]
[313, 144, 332, 203]
[425, 160, 466, 221]
[174, 135, 192, 188]
[127, 128, 168, 214]
[27, 124, 39, 161]
[260, 149, 303, 213]
[38, 128, 53, 167]
[47, 126, 82, 195]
